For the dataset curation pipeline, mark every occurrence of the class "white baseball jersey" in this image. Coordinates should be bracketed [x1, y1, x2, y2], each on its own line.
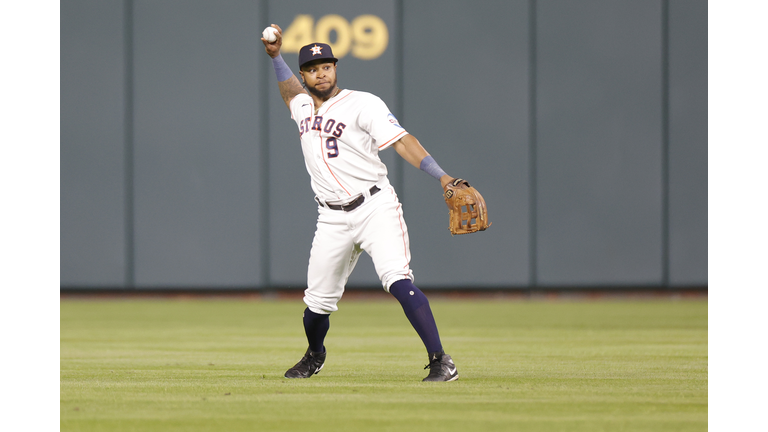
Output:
[289, 89, 409, 205]
[288, 89, 414, 313]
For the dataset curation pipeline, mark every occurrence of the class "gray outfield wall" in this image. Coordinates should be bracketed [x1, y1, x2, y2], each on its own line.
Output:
[60, 0, 707, 289]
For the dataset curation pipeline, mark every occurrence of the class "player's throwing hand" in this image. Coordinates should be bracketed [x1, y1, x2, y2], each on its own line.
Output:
[261, 24, 282, 58]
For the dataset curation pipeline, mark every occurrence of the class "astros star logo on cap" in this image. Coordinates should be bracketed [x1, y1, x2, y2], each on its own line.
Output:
[311, 45, 323, 55]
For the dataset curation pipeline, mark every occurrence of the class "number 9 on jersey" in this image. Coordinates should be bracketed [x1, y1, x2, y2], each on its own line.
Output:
[326, 137, 339, 158]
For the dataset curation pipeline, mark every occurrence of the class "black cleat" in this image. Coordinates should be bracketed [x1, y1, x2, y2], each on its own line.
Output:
[422, 351, 459, 382]
[284, 347, 326, 379]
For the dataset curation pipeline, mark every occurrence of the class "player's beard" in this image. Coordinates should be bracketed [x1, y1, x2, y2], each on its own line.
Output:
[307, 78, 338, 100]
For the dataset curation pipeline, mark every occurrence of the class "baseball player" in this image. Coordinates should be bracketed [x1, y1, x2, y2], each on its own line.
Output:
[262, 24, 459, 382]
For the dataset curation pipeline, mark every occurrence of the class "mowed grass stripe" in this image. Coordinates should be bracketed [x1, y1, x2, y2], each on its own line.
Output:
[61, 299, 707, 432]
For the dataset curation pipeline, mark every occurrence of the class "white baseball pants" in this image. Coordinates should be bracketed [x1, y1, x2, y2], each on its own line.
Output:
[304, 185, 414, 314]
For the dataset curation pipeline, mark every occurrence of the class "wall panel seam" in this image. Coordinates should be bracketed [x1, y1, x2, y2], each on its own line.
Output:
[123, 0, 135, 289]
[528, 0, 537, 288]
[661, 0, 670, 288]
[260, 0, 271, 288]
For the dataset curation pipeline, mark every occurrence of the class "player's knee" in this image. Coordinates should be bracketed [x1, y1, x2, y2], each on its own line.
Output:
[382, 271, 414, 292]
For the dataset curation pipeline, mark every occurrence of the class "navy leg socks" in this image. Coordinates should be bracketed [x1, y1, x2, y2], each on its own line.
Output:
[389, 279, 443, 353]
[303, 308, 329, 353]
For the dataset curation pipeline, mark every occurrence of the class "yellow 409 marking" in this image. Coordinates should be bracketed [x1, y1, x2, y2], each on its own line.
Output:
[281, 14, 389, 60]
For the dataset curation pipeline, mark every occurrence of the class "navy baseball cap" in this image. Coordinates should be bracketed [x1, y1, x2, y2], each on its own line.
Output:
[298, 43, 338, 69]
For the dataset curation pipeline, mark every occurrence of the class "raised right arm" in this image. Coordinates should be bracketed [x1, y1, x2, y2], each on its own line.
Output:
[261, 24, 306, 108]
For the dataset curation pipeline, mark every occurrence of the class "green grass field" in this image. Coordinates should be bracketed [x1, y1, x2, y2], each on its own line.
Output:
[60, 297, 707, 431]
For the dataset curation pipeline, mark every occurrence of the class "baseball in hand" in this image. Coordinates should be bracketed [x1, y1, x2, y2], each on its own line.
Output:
[262, 26, 278, 43]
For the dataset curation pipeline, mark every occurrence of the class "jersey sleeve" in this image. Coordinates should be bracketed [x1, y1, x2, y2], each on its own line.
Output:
[357, 95, 409, 151]
[289, 93, 313, 123]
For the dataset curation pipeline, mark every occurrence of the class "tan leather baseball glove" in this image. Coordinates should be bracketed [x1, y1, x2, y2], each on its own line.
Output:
[443, 178, 491, 235]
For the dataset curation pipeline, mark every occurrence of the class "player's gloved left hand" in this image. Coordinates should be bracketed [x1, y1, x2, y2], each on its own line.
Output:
[443, 178, 491, 235]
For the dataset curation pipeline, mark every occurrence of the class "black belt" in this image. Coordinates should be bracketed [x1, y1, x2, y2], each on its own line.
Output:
[321, 186, 381, 212]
